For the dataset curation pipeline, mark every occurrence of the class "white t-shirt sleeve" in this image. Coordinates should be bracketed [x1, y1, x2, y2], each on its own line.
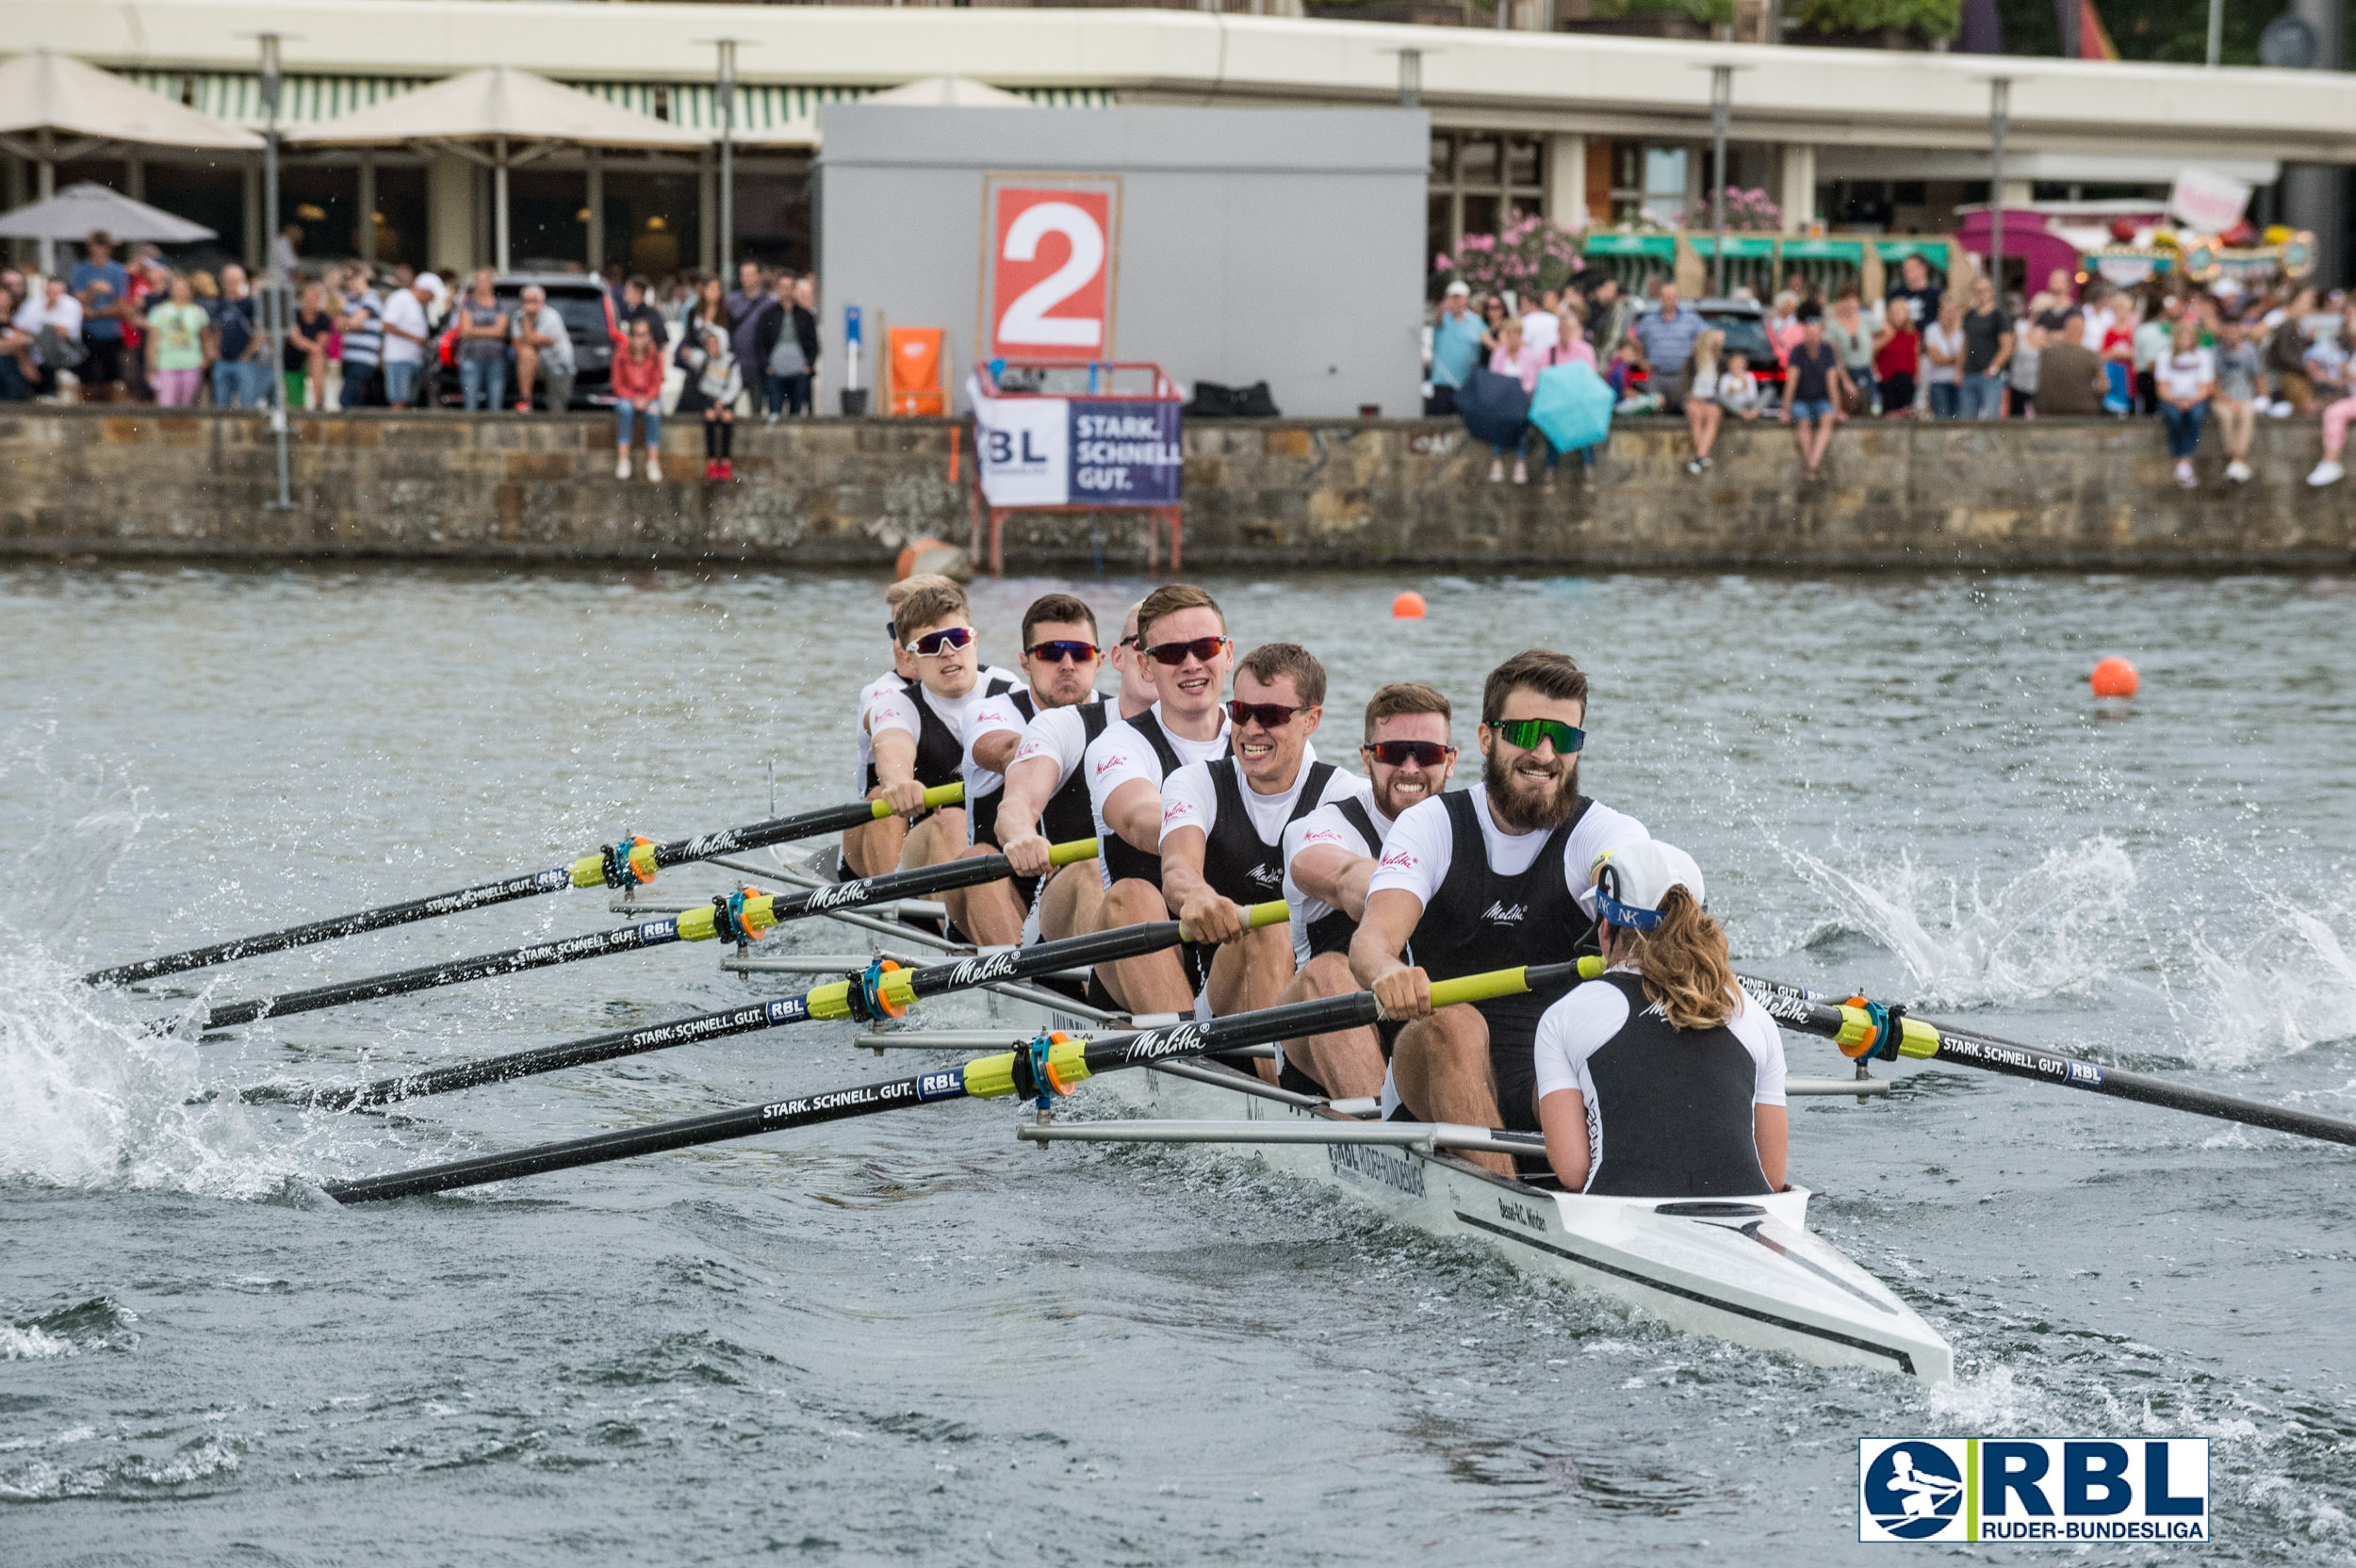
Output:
[962, 690, 1028, 756]
[1084, 721, 1165, 832]
[1532, 979, 1631, 1102]
[866, 685, 921, 741]
[1009, 704, 1087, 786]
[1365, 793, 1453, 908]
[1564, 802, 1650, 889]
[1730, 993, 1788, 1106]
[1157, 760, 1219, 843]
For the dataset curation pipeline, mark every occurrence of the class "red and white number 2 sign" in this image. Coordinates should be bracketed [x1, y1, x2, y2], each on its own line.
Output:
[987, 186, 1115, 362]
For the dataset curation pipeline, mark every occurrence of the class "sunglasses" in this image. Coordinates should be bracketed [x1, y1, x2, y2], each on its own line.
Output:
[1144, 635, 1232, 667]
[1365, 740, 1454, 768]
[1488, 717, 1585, 755]
[1225, 699, 1309, 729]
[904, 626, 975, 658]
[1025, 639, 1099, 665]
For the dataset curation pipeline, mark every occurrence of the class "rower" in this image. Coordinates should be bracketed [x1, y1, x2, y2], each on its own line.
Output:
[941, 593, 1110, 946]
[1157, 642, 1365, 1031]
[1273, 682, 1457, 1101]
[1078, 583, 1235, 1013]
[1351, 649, 1648, 1177]
[843, 573, 962, 877]
[998, 598, 1155, 944]
[1534, 841, 1788, 1197]
[856, 581, 1021, 879]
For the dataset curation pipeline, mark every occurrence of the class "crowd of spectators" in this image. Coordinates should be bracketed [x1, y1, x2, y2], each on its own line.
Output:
[1, 230, 827, 482]
[1421, 253, 2356, 489]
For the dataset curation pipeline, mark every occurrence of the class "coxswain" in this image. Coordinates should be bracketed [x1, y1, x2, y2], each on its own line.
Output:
[941, 593, 1111, 946]
[1075, 584, 1235, 1013]
[1351, 649, 1648, 1176]
[843, 574, 961, 877]
[1273, 682, 1457, 1101]
[1155, 642, 1365, 1032]
[853, 581, 1020, 878]
[996, 598, 1156, 944]
[1534, 841, 1788, 1197]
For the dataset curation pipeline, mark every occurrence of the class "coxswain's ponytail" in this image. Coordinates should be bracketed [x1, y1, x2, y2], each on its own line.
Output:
[1618, 887, 1738, 1030]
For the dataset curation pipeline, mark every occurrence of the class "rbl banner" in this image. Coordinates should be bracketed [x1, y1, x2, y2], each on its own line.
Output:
[1858, 1438, 2210, 1544]
[971, 379, 1181, 510]
[986, 186, 1115, 363]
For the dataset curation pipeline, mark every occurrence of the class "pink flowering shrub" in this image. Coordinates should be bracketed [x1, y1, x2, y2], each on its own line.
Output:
[1433, 211, 1587, 296]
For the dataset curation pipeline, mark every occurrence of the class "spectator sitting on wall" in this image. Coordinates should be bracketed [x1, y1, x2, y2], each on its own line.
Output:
[379, 271, 434, 408]
[1873, 299, 1919, 417]
[1883, 254, 1942, 338]
[2154, 314, 2215, 489]
[690, 321, 742, 482]
[336, 270, 384, 409]
[512, 284, 575, 413]
[143, 272, 209, 408]
[2130, 294, 2182, 416]
[1482, 314, 1546, 484]
[1631, 282, 1704, 415]
[2263, 286, 2318, 414]
[1780, 302, 1850, 482]
[1958, 275, 2013, 420]
[2033, 310, 2107, 416]
[2307, 305, 2356, 486]
[1762, 290, 1803, 368]
[1679, 327, 1726, 477]
[612, 315, 665, 482]
[454, 268, 511, 413]
[1583, 275, 1633, 362]
[13, 273, 85, 400]
[1519, 286, 1562, 355]
[1606, 337, 1658, 416]
[71, 230, 131, 402]
[1426, 280, 1482, 417]
[2300, 305, 2350, 416]
[1718, 351, 1763, 421]
[2211, 314, 2265, 484]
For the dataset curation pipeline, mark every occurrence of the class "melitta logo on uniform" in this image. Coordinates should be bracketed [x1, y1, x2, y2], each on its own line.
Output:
[1378, 850, 1416, 871]
[1094, 754, 1129, 777]
[1481, 901, 1527, 924]
[1858, 1438, 2208, 1544]
[1249, 865, 1282, 888]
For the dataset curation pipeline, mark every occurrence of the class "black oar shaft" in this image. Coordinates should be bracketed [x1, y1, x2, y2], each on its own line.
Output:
[1741, 976, 2356, 1151]
[323, 963, 1574, 1204]
[188, 839, 1093, 1033]
[83, 785, 961, 988]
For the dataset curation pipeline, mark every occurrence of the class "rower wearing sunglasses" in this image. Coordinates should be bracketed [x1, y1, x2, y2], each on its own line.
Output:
[939, 593, 1114, 947]
[1076, 583, 1238, 1013]
[845, 574, 963, 873]
[1273, 682, 1458, 1101]
[1153, 642, 1366, 1034]
[1351, 649, 1650, 1178]
[995, 599, 1157, 944]
[848, 581, 1022, 881]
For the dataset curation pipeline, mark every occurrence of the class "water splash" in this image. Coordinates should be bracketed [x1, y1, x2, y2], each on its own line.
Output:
[1777, 839, 2141, 1009]
[2183, 901, 2356, 1067]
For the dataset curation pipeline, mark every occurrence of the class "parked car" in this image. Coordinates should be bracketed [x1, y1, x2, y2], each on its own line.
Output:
[1624, 297, 1787, 407]
[427, 273, 619, 409]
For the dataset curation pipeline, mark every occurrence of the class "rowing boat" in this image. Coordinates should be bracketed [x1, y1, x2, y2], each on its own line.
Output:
[683, 842, 1956, 1382]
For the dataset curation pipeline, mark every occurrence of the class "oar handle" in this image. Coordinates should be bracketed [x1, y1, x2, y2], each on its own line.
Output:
[870, 781, 967, 821]
[1175, 899, 1290, 944]
[1046, 837, 1101, 868]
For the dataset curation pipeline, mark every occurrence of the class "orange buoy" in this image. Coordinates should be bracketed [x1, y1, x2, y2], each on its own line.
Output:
[1392, 591, 1427, 620]
[2090, 657, 2139, 699]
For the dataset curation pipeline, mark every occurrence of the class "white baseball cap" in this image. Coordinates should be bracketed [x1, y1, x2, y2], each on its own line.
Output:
[1579, 841, 1707, 932]
[415, 270, 446, 298]
[1445, 280, 1471, 298]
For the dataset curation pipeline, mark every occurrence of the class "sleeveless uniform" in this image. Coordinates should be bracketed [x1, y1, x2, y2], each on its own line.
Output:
[972, 691, 1108, 909]
[1097, 707, 1188, 888]
[1297, 795, 1385, 960]
[865, 673, 1014, 793]
[1407, 790, 1597, 1133]
[1534, 972, 1781, 1198]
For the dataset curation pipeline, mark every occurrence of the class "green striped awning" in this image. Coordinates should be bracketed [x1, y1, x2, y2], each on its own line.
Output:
[119, 71, 1110, 143]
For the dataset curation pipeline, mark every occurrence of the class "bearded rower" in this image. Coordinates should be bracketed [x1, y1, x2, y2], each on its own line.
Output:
[1077, 583, 1235, 1013]
[1153, 642, 1365, 1031]
[941, 593, 1112, 947]
[997, 599, 1155, 944]
[1351, 649, 1648, 1176]
[1272, 682, 1457, 1101]
[852, 580, 1021, 879]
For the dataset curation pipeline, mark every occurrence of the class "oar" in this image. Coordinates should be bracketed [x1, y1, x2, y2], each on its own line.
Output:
[181, 839, 1098, 1033]
[1742, 973, 2356, 1150]
[265, 900, 1291, 1111]
[322, 963, 1578, 1204]
[83, 783, 967, 988]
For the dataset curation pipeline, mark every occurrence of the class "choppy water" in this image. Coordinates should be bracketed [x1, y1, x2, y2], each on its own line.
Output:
[4, 563, 2354, 1563]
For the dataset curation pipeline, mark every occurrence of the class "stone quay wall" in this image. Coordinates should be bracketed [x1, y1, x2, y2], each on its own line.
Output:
[3, 407, 2350, 572]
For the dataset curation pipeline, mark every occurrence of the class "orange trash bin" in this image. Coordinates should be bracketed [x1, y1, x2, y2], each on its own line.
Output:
[886, 327, 947, 416]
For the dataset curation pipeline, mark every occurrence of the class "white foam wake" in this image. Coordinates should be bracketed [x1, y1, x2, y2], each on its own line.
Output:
[1777, 838, 2141, 1010]
[2183, 902, 2356, 1067]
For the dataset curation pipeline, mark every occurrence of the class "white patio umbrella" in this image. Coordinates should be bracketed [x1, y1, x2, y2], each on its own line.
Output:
[0, 50, 261, 271]
[289, 66, 706, 272]
[0, 180, 216, 242]
[865, 76, 1034, 107]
